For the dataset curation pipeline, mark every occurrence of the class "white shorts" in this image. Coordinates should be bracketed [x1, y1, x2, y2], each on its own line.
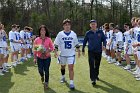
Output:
[58, 56, 76, 65]
[124, 47, 132, 55]
[0, 48, 4, 54]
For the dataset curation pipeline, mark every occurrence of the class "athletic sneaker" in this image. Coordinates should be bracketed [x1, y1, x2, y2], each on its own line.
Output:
[107, 56, 111, 62]
[12, 62, 17, 67]
[131, 67, 138, 71]
[133, 68, 140, 75]
[134, 74, 140, 78]
[108, 59, 116, 64]
[136, 77, 140, 81]
[115, 62, 121, 66]
[124, 65, 131, 70]
[60, 77, 66, 83]
[69, 84, 75, 90]
[2, 69, 9, 73]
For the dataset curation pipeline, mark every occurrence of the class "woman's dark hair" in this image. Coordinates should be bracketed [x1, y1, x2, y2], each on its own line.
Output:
[39, 25, 50, 37]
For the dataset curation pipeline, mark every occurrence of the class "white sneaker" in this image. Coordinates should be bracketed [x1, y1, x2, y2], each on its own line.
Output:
[2, 69, 9, 73]
[136, 77, 140, 81]
[107, 56, 111, 62]
[134, 74, 140, 78]
[133, 68, 140, 75]
[0, 70, 4, 76]
[108, 59, 116, 64]
[12, 62, 17, 67]
[124, 65, 131, 70]
[115, 62, 121, 66]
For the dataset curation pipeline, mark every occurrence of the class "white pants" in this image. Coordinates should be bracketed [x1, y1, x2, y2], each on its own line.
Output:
[58, 56, 75, 65]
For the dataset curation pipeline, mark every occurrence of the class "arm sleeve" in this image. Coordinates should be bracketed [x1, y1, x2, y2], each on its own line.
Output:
[82, 32, 88, 52]
[9, 32, 14, 41]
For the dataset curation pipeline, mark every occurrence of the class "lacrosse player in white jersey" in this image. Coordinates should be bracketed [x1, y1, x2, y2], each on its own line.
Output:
[20, 26, 30, 61]
[14, 25, 22, 64]
[26, 27, 32, 58]
[123, 23, 133, 70]
[0, 24, 5, 75]
[9, 24, 21, 66]
[131, 17, 139, 71]
[132, 19, 140, 80]
[54, 19, 80, 90]
[1, 24, 11, 72]
[114, 26, 123, 66]
[108, 23, 116, 63]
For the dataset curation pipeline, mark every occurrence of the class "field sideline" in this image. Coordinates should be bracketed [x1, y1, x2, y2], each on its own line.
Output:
[0, 49, 140, 93]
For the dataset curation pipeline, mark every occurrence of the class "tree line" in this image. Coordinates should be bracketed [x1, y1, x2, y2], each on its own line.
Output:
[0, 0, 140, 36]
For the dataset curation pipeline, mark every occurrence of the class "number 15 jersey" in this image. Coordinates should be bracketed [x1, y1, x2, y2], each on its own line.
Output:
[54, 31, 79, 57]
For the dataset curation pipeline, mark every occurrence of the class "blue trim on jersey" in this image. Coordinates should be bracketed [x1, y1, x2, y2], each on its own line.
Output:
[64, 31, 71, 36]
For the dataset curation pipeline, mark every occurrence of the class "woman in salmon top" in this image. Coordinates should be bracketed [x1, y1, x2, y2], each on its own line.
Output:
[33, 25, 54, 89]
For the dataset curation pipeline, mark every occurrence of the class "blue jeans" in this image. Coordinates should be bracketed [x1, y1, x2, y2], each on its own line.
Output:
[37, 57, 51, 83]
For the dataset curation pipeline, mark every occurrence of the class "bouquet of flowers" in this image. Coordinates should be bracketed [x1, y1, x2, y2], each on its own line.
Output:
[34, 45, 46, 53]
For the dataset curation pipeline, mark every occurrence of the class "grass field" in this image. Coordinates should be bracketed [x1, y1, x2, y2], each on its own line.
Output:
[0, 50, 140, 93]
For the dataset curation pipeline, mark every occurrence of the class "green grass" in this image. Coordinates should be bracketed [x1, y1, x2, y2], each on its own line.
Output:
[0, 50, 140, 93]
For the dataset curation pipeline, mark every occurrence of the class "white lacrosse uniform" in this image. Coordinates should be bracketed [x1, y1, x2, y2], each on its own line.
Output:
[0, 30, 5, 54]
[54, 31, 79, 65]
[20, 30, 27, 49]
[26, 32, 32, 49]
[123, 31, 132, 55]
[9, 30, 19, 52]
[15, 31, 21, 51]
[2, 30, 9, 57]
[136, 27, 140, 60]
[116, 31, 123, 52]
[108, 30, 114, 50]
[132, 26, 139, 54]
[110, 32, 117, 50]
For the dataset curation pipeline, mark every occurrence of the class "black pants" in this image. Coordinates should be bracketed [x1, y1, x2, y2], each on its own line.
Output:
[88, 51, 102, 81]
[37, 57, 51, 83]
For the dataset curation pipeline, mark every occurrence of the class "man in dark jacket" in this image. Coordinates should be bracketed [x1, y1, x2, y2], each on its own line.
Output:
[82, 20, 106, 86]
